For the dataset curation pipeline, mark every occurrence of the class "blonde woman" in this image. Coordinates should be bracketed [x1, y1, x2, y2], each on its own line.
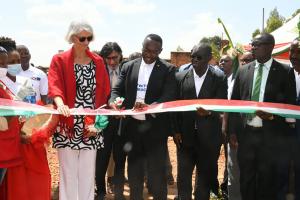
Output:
[48, 20, 110, 200]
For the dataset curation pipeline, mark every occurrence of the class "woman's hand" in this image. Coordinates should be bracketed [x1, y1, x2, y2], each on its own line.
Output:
[84, 125, 98, 137]
[0, 117, 8, 131]
[57, 104, 70, 117]
[54, 96, 70, 117]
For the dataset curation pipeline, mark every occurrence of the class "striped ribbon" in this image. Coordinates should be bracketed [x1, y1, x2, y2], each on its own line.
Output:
[1, 98, 300, 119]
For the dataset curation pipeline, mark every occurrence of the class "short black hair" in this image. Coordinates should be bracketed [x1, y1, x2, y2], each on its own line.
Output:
[99, 42, 123, 61]
[144, 34, 163, 46]
[192, 43, 212, 58]
[128, 52, 142, 61]
[0, 37, 16, 52]
[253, 33, 275, 46]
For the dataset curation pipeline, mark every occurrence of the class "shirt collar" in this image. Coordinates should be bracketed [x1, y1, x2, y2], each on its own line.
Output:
[193, 66, 208, 79]
[255, 57, 273, 70]
[141, 58, 156, 68]
[107, 66, 119, 75]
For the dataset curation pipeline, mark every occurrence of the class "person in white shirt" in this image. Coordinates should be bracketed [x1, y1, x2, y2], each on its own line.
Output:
[109, 34, 176, 200]
[219, 54, 242, 200]
[288, 38, 300, 200]
[228, 33, 296, 200]
[173, 43, 227, 200]
[17, 45, 48, 104]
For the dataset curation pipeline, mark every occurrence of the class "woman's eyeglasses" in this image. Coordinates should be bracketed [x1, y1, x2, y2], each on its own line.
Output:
[77, 35, 93, 42]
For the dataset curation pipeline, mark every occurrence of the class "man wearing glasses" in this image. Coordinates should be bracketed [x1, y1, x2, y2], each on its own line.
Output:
[228, 33, 296, 200]
[173, 43, 227, 200]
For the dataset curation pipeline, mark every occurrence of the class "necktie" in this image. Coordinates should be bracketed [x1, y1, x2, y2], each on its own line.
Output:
[251, 63, 264, 101]
[248, 64, 263, 120]
[111, 70, 118, 88]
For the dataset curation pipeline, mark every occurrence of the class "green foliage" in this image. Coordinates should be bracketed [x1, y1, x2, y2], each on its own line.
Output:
[200, 36, 222, 51]
[298, 16, 300, 38]
[252, 29, 261, 38]
[211, 43, 221, 61]
[199, 36, 222, 61]
[265, 8, 285, 33]
[292, 9, 300, 18]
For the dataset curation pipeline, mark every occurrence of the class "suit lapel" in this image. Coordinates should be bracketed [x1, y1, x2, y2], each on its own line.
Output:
[146, 59, 162, 94]
[264, 60, 278, 101]
[198, 68, 213, 98]
[184, 69, 197, 99]
[131, 59, 141, 91]
[127, 59, 141, 106]
[247, 63, 255, 99]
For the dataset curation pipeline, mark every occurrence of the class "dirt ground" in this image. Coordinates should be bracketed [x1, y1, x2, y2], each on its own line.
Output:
[49, 137, 225, 200]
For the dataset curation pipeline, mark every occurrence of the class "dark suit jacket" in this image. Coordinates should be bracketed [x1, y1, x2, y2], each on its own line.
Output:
[228, 59, 296, 138]
[109, 57, 177, 137]
[173, 66, 228, 146]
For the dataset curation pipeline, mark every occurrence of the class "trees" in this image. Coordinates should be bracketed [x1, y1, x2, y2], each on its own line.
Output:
[252, 29, 261, 38]
[251, 7, 286, 38]
[265, 8, 285, 33]
[200, 36, 222, 61]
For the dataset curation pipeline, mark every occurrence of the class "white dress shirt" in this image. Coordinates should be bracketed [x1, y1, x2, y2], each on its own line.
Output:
[132, 59, 155, 120]
[294, 67, 300, 98]
[227, 74, 234, 99]
[193, 67, 208, 96]
[247, 58, 273, 127]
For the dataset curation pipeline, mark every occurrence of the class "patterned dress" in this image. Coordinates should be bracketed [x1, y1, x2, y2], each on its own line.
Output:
[53, 61, 104, 150]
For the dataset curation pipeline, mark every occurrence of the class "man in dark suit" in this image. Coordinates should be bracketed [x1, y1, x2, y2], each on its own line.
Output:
[109, 34, 176, 200]
[228, 33, 296, 200]
[289, 38, 300, 200]
[173, 43, 227, 200]
[95, 42, 127, 200]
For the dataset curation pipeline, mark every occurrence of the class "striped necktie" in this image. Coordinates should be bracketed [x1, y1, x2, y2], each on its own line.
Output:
[251, 63, 264, 101]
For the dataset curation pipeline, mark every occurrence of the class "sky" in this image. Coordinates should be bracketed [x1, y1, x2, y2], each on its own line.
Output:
[1, 0, 300, 66]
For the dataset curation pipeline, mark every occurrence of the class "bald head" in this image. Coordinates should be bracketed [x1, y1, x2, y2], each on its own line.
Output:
[290, 38, 300, 73]
[239, 52, 254, 65]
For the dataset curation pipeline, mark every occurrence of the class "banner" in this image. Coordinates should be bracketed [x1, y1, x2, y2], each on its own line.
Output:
[1, 98, 300, 119]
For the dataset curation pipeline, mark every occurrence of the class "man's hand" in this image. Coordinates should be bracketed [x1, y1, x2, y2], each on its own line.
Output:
[173, 133, 182, 149]
[229, 134, 238, 149]
[255, 110, 274, 120]
[196, 107, 211, 117]
[132, 102, 148, 111]
[109, 102, 125, 119]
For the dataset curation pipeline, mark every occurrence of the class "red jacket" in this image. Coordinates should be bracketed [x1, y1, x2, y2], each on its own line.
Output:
[0, 81, 23, 168]
[48, 47, 110, 135]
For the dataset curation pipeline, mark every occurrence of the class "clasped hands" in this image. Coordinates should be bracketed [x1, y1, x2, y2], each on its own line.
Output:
[254, 110, 274, 120]
[196, 107, 211, 117]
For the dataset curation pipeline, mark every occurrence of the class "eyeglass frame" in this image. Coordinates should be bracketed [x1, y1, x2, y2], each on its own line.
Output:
[76, 35, 93, 43]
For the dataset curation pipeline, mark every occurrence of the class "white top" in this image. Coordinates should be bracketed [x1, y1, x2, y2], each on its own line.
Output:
[193, 67, 208, 97]
[227, 74, 234, 100]
[132, 59, 155, 120]
[247, 58, 273, 127]
[18, 66, 48, 101]
[0, 76, 30, 96]
[294, 67, 300, 98]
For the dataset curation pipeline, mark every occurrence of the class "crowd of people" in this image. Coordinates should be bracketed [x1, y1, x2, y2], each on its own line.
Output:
[0, 19, 300, 200]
